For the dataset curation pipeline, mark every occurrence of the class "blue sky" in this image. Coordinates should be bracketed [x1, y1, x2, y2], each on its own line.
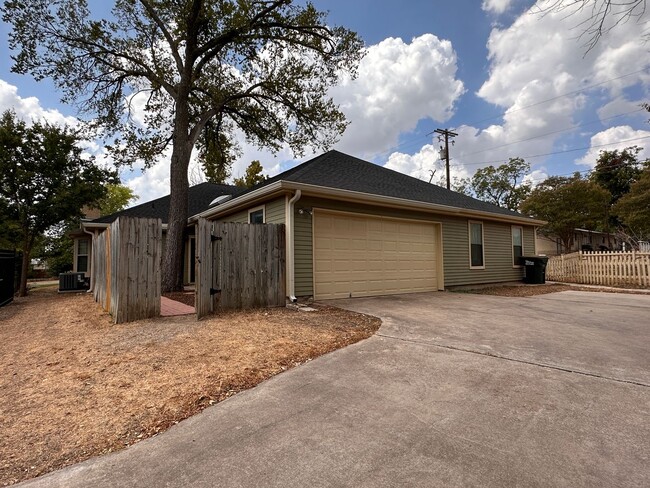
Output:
[0, 0, 648, 203]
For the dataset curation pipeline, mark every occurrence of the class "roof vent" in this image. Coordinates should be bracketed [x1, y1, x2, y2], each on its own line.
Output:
[209, 194, 233, 207]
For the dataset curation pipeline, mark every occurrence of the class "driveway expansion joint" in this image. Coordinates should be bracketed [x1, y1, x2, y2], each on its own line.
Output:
[376, 333, 650, 388]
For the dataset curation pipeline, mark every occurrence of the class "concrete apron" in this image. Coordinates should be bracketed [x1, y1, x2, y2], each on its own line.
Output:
[19, 291, 650, 488]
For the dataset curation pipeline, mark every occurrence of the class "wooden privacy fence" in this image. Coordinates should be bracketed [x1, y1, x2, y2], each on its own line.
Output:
[195, 219, 286, 318]
[93, 217, 162, 323]
[0, 249, 15, 307]
[546, 250, 650, 287]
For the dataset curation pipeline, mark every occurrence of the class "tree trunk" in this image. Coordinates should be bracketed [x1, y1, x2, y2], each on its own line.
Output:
[18, 242, 31, 297]
[162, 91, 192, 292]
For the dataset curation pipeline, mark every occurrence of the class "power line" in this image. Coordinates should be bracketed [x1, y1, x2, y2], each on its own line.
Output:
[451, 135, 650, 168]
[462, 68, 648, 128]
[523, 157, 646, 183]
[456, 108, 646, 159]
[369, 68, 648, 162]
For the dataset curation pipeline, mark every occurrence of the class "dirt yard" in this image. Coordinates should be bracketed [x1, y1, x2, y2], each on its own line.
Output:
[0, 287, 380, 486]
[455, 283, 650, 297]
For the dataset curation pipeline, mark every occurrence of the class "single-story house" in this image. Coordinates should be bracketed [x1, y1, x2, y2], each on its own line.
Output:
[74, 183, 244, 283]
[76, 150, 545, 300]
[536, 228, 620, 256]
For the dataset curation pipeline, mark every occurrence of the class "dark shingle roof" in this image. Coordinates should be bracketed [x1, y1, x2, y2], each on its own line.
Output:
[247, 150, 531, 219]
[90, 182, 243, 224]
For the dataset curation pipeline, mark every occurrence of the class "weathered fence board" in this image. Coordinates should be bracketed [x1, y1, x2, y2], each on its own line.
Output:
[195, 218, 214, 319]
[547, 250, 650, 287]
[92, 217, 161, 324]
[195, 220, 286, 316]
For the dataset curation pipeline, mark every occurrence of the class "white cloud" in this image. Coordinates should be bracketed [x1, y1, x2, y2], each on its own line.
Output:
[0, 79, 78, 127]
[384, 142, 472, 187]
[124, 148, 172, 204]
[576, 126, 650, 167]
[331, 34, 464, 158]
[597, 97, 647, 121]
[523, 169, 549, 187]
[390, 1, 649, 186]
[482, 0, 514, 14]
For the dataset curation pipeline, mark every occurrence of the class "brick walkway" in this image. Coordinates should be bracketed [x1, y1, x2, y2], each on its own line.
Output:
[160, 297, 195, 317]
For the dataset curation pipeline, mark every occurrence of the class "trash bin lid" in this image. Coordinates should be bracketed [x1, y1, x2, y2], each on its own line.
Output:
[521, 255, 549, 263]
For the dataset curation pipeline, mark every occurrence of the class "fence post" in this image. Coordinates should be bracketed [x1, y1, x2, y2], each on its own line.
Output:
[195, 217, 214, 319]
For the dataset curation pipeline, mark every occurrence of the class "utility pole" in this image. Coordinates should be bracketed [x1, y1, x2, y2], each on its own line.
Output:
[434, 128, 457, 190]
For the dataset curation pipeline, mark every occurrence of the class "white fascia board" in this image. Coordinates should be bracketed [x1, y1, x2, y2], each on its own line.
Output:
[186, 179, 545, 226]
[188, 181, 284, 222]
[283, 181, 547, 226]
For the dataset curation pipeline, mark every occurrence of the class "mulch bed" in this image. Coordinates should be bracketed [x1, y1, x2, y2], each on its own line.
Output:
[0, 286, 380, 486]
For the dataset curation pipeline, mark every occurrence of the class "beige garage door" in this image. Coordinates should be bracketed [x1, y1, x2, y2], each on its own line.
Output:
[313, 210, 440, 299]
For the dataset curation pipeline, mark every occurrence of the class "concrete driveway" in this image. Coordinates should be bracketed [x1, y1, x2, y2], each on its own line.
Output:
[20, 291, 650, 487]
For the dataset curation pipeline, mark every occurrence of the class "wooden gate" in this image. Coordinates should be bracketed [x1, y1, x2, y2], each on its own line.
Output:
[0, 249, 15, 307]
[195, 219, 286, 318]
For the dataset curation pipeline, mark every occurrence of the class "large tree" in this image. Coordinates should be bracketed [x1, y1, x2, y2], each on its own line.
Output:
[96, 184, 139, 216]
[590, 146, 645, 204]
[613, 167, 650, 241]
[520, 173, 611, 250]
[0, 111, 115, 296]
[464, 158, 532, 211]
[536, 0, 648, 51]
[234, 160, 268, 188]
[3, 0, 363, 291]
[42, 184, 138, 276]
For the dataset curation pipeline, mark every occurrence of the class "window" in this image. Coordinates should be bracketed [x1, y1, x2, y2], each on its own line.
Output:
[248, 206, 265, 224]
[77, 239, 89, 273]
[512, 226, 523, 266]
[469, 221, 484, 268]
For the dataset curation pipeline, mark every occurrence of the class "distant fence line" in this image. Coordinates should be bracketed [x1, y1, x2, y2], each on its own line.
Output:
[93, 217, 162, 324]
[546, 250, 650, 287]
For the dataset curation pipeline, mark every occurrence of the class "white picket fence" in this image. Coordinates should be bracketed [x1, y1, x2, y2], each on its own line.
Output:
[546, 250, 650, 287]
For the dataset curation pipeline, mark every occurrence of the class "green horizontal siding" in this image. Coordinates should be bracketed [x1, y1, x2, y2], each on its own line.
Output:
[293, 196, 532, 296]
[265, 197, 286, 224]
[294, 206, 313, 296]
[214, 197, 286, 224]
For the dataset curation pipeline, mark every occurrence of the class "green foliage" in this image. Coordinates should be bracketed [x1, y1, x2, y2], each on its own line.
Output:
[234, 160, 268, 188]
[196, 120, 237, 184]
[2, 0, 363, 167]
[0, 110, 115, 294]
[2, 0, 363, 291]
[520, 173, 611, 250]
[465, 158, 532, 211]
[96, 184, 138, 216]
[613, 167, 650, 241]
[451, 176, 471, 196]
[590, 146, 645, 204]
[41, 222, 74, 276]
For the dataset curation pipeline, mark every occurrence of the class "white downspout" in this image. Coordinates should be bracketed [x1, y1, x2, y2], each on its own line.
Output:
[286, 190, 301, 302]
[82, 226, 96, 293]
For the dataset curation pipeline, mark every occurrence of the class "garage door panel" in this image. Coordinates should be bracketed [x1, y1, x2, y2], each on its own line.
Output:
[314, 211, 439, 299]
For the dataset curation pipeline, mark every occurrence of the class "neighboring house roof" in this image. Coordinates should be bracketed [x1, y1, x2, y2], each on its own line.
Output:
[88, 182, 243, 225]
[196, 150, 542, 224]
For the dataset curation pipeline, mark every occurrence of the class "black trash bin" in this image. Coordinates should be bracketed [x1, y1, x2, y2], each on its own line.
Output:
[521, 256, 549, 284]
